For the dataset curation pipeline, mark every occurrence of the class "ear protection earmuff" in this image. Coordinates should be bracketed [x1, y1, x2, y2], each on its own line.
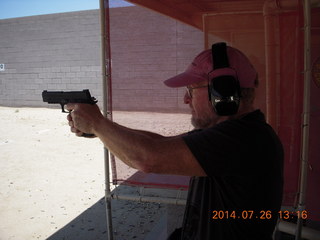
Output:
[208, 42, 241, 116]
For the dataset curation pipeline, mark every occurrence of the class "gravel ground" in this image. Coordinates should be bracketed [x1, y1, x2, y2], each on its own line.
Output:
[0, 106, 192, 240]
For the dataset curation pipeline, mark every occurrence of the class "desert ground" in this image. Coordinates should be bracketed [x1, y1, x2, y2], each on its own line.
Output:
[0, 106, 193, 240]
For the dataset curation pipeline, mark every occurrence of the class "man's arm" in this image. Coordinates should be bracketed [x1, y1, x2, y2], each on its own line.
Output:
[66, 103, 206, 176]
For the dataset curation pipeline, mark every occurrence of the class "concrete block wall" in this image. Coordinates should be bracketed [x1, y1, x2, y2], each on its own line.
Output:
[0, 10, 102, 108]
[0, 6, 203, 112]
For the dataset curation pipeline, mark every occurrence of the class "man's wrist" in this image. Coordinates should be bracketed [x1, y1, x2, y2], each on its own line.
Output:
[92, 116, 108, 136]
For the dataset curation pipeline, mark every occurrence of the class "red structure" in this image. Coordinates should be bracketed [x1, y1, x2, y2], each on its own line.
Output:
[101, 0, 320, 239]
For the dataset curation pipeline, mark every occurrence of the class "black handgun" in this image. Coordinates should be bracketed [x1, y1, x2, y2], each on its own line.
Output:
[42, 89, 98, 137]
[42, 89, 97, 112]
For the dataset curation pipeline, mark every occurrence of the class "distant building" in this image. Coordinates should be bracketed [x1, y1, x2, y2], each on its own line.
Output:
[0, 6, 203, 112]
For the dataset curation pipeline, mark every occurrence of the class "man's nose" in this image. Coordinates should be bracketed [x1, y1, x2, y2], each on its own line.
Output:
[184, 91, 191, 104]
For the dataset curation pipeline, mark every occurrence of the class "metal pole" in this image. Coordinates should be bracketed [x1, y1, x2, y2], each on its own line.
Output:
[99, 0, 113, 239]
[111, 193, 187, 205]
[279, 221, 320, 240]
[295, 0, 311, 239]
[104, 149, 113, 240]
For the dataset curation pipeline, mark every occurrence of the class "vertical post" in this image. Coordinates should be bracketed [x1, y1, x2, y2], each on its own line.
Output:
[263, 0, 281, 132]
[295, 0, 311, 239]
[99, 0, 114, 239]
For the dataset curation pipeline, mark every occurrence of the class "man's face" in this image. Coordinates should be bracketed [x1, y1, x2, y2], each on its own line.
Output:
[184, 81, 218, 129]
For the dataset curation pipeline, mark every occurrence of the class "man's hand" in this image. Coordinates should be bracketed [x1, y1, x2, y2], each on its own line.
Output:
[66, 103, 104, 137]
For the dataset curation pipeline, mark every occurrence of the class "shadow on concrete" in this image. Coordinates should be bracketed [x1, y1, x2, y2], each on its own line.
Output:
[47, 197, 108, 240]
[46, 193, 169, 240]
[46, 172, 188, 240]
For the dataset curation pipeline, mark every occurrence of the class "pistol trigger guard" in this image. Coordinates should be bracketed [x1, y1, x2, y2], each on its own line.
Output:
[91, 97, 98, 105]
[60, 99, 69, 113]
[60, 103, 68, 113]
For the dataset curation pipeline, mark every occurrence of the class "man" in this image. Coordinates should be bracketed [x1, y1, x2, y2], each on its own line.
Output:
[67, 43, 283, 240]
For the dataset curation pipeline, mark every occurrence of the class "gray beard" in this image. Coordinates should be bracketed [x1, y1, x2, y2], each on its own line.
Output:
[191, 115, 213, 130]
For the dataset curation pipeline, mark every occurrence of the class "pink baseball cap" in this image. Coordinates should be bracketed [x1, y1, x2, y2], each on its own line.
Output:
[164, 46, 257, 88]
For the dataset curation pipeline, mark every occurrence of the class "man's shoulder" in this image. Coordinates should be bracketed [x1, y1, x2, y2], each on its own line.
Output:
[240, 109, 266, 122]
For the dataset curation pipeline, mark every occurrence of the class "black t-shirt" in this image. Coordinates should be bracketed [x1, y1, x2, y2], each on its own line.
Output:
[181, 110, 284, 240]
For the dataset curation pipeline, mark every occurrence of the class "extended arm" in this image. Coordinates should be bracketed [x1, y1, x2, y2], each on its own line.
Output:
[66, 103, 206, 176]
